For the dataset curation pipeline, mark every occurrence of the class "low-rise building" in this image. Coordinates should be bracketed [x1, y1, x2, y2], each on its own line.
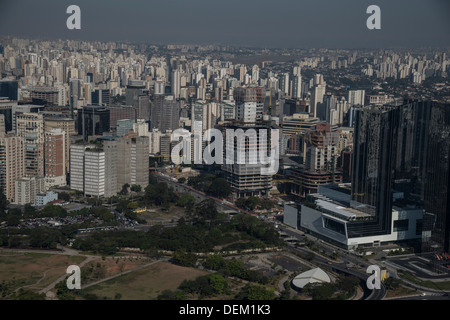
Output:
[35, 190, 58, 206]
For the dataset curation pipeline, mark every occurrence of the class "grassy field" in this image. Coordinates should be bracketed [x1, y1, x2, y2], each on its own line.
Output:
[82, 261, 210, 300]
[138, 206, 185, 224]
[399, 270, 450, 291]
[384, 285, 418, 298]
[0, 251, 85, 292]
[81, 256, 150, 284]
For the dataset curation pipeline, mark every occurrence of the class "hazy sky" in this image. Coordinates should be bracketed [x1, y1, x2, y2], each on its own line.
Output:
[0, 0, 449, 48]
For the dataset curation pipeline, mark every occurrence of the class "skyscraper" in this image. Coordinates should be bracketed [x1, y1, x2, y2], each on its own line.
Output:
[0, 80, 18, 101]
[0, 133, 25, 202]
[77, 105, 110, 141]
[350, 105, 400, 237]
[150, 95, 180, 133]
[292, 75, 302, 100]
[233, 86, 265, 123]
[44, 129, 66, 188]
[310, 75, 326, 118]
[347, 89, 366, 107]
[16, 112, 45, 177]
[171, 70, 181, 99]
[44, 117, 76, 173]
[349, 100, 450, 250]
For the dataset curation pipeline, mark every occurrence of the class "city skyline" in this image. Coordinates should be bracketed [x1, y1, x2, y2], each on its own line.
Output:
[0, 1, 449, 302]
[0, 0, 449, 48]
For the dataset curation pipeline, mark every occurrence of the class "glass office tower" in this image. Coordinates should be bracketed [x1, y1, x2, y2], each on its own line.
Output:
[349, 101, 450, 261]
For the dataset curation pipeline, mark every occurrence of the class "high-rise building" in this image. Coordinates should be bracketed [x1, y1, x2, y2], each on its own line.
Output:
[44, 129, 66, 188]
[131, 137, 149, 187]
[69, 79, 83, 109]
[16, 112, 45, 177]
[0, 134, 25, 202]
[83, 149, 106, 198]
[31, 86, 65, 106]
[77, 105, 110, 141]
[92, 89, 110, 106]
[233, 86, 265, 123]
[14, 176, 45, 205]
[103, 139, 118, 197]
[126, 80, 147, 107]
[116, 119, 135, 137]
[220, 121, 275, 198]
[0, 98, 17, 133]
[0, 80, 18, 101]
[70, 143, 113, 198]
[149, 129, 162, 155]
[171, 70, 181, 99]
[347, 89, 365, 107]
[44, 117, 76, 173]
[150, 95, 180, 132]
[292, 75, 302, 100]
[137, 94, 150, 122]
[70, 136, 149, 197]
[310, 75, 326, 118]
[160, 133, 172, 162]
[289, 123, 343, 196]
[280, 73, 290, 96]
[293, 101, 449, 252]
[350, 105, 400, 237]
[108, 105, 138, 128]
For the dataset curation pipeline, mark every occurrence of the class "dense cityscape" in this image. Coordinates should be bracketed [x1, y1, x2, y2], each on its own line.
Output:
[0, 33, 449, 304]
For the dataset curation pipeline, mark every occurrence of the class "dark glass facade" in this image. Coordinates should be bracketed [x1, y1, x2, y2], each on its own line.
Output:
[350, 105, 400, 237]
[0, 81, 18, 101]
[77, 106, 110, 141]
[349, 101, 450, 256]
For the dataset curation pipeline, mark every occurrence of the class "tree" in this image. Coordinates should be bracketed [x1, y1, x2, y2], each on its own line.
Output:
[337, 275, 360, 293]
[236, 284, 276, 300]
[172, 250, 198, 267]
[144, 182, 170, 206]
[0, 188, 8, 217]
[194, 199, 218, 221]
[157, 289, 186, 300]
[120, 183, 130, 195]
[303, 282, 335, 300]
[40, 204, 68, 218]
[127, 202, 139, 210]
[208, 274, 227, 294]
[203, 254, 225, 270]
[384, 277, 401, 290]
[58, 192, 71, 202]
[130, 185, 141, 193]
[11, 288, 46, 300]
[245, 196, 259, 211]
[208, 178, 231, 198]
[91, 206, 114, 222]
[224, 259, 245, 278]
[176, 194, 196, 216]
[116, 200, 130, 213]
[6, 215, 20, 227]
[235, 197, 259, 211]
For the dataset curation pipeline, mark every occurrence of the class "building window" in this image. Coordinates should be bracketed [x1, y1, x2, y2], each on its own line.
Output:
[323, 217, 346, 236]
[415, 219, 423, 236]
[393, 219, 408, 232]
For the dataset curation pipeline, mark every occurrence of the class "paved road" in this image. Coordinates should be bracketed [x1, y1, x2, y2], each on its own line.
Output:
[287, 245, 386, 300]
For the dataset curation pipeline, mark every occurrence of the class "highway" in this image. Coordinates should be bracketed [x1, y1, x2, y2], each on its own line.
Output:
[153, 172, 388, 299]
[275, 223, 387, 299]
